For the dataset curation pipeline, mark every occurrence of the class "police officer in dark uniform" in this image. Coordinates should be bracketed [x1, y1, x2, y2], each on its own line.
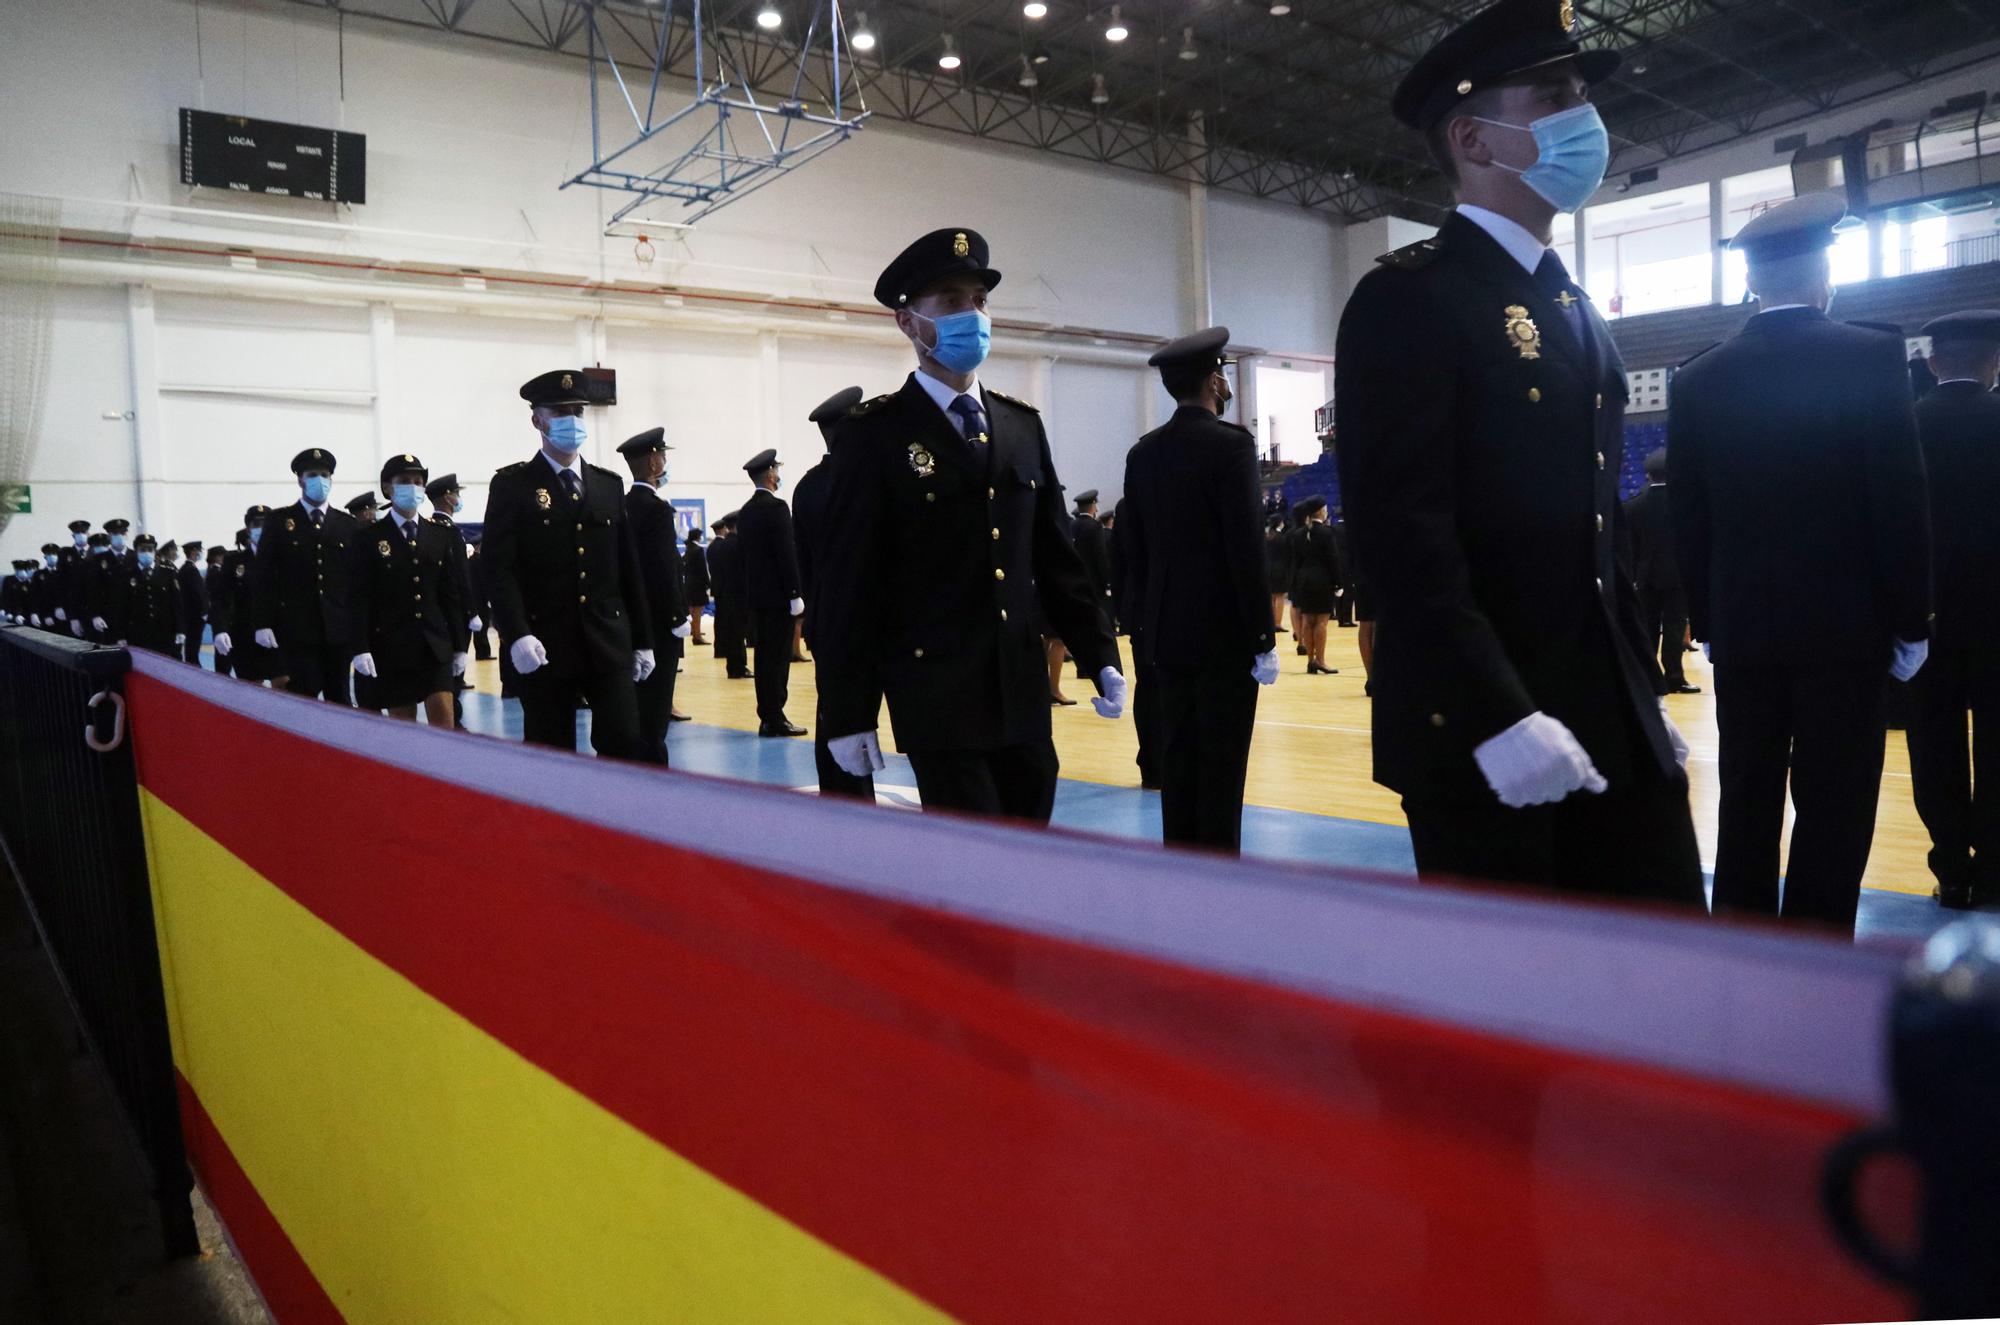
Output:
[617, 427, 692, 764]
[251, 448, 361, 701]
[815, 227, 1126, 821]
[682, 525, 711, 648]
[483, 368, 653, 758]
[2, 561, 32, 623]
[1335, 0, 1703, 905]
[346, 492, 381, 526]
[1122, 327, 1279, 852]
[54, 519, 90, 635]
[424, 472, 478, 726]
[1902, 310, 2000, 910]
[123, 534, 184, 655]
[350, 454, 467, 727]
[205, 543, 233, 674]
[217, 507, 283, 683]
[1670, 192, 1932, 934]
[27, 545, 61, 627]
[793, 386, 877, 799]
[1069, 489, 1114, 613]
[708, 512, 750, 678]
[177, 540, 208, 664]
[736, 449, 806, 736]
[80, 531, 124, 642]
[1623, 449, 1697, 694]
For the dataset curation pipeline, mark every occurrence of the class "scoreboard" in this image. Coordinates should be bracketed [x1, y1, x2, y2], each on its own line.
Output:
[178, 109, 366, 204]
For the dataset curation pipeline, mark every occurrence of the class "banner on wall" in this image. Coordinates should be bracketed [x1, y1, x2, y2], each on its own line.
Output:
[124, 652, 1908, 1325]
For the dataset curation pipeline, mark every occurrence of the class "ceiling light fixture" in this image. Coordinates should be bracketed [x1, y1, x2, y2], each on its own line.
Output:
[1018, 54, 1039, 86]
[1091, 72, 1110, 104]
[938, 33, 961, 69]
[1268, 0, 1290, 14]
[1031, 45, 1051, 63]
[1023, 0, 1049, 17]
[756, 4, 782, 29]
[850, 12, 877, 50]
[1104, 5, 1128, 41]
[1178, 26, 1197, 60]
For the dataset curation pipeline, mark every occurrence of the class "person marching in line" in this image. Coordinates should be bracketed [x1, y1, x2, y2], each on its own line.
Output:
[27, 544, 61, 628]
[618, 427, 693, 765]
[2, 561, 33, 624]
[1336, 0, 1703, 905]
[1622, 449, 1699, 694]
[216, 508, 284, 684]
[1121, 327, 1280, 852]
[1670, 192, 1932, 934]
[1264, 514, 1295, 640]
[682, 525, 711, 648]
[79, 530, 122, 642]
[346, 491, 381, 527]
[250, 448, 361, 701]
[1898, 311, 2000, 911]
[708, 511, 751, 679]
[1112, 494, 1161, 790]
[483, 368, 654, 758]
[51, 519, 90, 634]
[205, 543, 233, 675]
[176, 540, 207, 665]
[123, 534, 186, 657]
[349, 454, 467, 728]
[1070, 489, 1114, 624]
[736, 449, 807, 737]
[425, 472, 479, 727]
[1287, 497, 1343, 675]
[794, 385, 878, 801]
[814, 227, 1126, 821]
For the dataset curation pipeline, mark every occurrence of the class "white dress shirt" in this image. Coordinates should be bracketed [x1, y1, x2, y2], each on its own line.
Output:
[913, 369, 986, 440]
[1456, 204, 1550, 276]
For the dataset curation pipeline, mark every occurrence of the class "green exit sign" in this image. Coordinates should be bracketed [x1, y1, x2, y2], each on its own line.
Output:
[0, 484, 28, 515]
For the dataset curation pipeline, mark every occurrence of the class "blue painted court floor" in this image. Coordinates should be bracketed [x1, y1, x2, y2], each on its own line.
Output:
[455, 691, 1948, 945]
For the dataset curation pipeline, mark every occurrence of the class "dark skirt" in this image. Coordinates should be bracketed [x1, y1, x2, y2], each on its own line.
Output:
[231, 640, 283, 682]
[368, 658, 454, 710]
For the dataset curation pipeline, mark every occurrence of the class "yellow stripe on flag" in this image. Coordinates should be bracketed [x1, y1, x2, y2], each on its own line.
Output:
[140, 790, 959, 1325]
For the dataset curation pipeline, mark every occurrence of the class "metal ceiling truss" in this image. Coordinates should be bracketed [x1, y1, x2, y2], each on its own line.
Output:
[278, 0, 2000, 222]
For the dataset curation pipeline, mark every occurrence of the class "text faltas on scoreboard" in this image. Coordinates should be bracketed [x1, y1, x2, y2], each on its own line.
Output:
[179, 109, 367, 205]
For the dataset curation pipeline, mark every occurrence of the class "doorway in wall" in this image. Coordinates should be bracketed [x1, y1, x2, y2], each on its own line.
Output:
[1249, 361, 1330, 466]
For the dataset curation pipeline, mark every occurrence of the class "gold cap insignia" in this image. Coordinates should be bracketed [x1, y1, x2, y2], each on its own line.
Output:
[536, 488, 552, 510]
[285, 517, 297, 531]
[378, 540, 392, 557]
[1504, 306, 1542, 360]
[908, 442, 937, 478]
[403, 454, 415, 465]
[1560, 0, 1575, 32]
[951, 232, 970, 258]
[1457, 79, 1473, 95]
[560, 373, 574, 389]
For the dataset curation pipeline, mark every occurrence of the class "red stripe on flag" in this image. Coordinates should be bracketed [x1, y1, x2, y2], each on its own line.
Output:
[131, 674, 1907, 1325]
[176, 1073, 346, 1325]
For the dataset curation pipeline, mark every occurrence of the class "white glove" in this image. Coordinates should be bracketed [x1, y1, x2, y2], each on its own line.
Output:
[469, 615, 483, 633]
[1092, 665, 1128, 720]
[174, 633, 186, 646]
[1335, 587, 1345, 597]
[1472, 711, 1608, 809]
[352, 652, 378, 678]
[671, 619, 692, 639]
[1658, 699, 1689, 771]
[54, 607, 66, 621]
[1252, 648, 1280, 686]
[92, 616, 108, 632]
[1890, 638, 1929, 683]
[254, 628, 278, 650]
[452, 652, 469, 677]
[634, 648, 657, 682]
[214, 631, 232, 656]
[829, 730, 886, 777]
[70, 619, 83, 637]
[510, 634, 548, 675]
[29, 614, 40, 627]
[788, 596, 805, 617]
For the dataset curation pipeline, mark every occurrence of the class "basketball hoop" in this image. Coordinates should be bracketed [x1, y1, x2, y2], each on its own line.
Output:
[633, 233, 657, 270]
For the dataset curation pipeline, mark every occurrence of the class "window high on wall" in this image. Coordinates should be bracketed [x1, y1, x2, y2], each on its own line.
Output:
[1583, 183, 1711, 319]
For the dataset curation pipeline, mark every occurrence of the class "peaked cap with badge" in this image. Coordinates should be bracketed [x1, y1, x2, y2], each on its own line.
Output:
[873, 228, 1002, 309]
[1392, 0, 1617, 131]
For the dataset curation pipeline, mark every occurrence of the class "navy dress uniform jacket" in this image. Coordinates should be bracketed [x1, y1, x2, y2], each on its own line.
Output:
[1916, 382, 2000, 650]
[125, 564, 184, 653]
[483, 454, 654, 678]
[1071, 514, 1114, 611]
[177, 561, 208, 634]
[814, 374, 1118, 752]
[735, 488, 802, 612]
[624, 485, 689, 661]
[1668, 307, 1931, 666]
[1335, 212, 1674, 802]
[348, 516, 466, 673]
[250, 502, 361, 649]
[1121, 406, 1276, 668]
[792, 459, 832, 641]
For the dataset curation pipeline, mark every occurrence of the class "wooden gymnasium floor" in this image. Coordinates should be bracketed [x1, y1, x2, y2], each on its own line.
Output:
[455, 620, 1950, 942]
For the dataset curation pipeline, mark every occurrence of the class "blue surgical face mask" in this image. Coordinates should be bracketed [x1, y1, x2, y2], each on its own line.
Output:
[110, 534, 127, 552]
[137, 551, 155, 570]
[1472, 104, 1610, 215]
[544, 414, 587, 453]
[302, 474, 332, 504]
[72, 532, 86, 548]
[657, 461, 670, 486]
[249, 527, 263, 549]
[391, 483, 424, 516]
[913, 308, 992, 374]
[14, 569, 27, 581]
[44, 554, 57, 568]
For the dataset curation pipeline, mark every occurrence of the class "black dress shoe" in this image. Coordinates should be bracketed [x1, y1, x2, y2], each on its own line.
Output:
[728, 669, 754, 679]
[1296, 645, 1308, 656]
[1307, 662, 1339, 675]
[668, 710, 693, 723]
[1051, 695, 1078, 706]
[1938, 883, 1977, 911]
[1670, 682, 1702, 695]
[759, 720, 807, 737]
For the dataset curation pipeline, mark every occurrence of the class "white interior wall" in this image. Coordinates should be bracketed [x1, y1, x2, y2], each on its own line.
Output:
[0, 0, 1358, 565]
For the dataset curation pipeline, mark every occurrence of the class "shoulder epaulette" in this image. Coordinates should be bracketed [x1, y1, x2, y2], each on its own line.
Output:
[849, 393, 896, 418]
[988, 388, 1040, 413]
[1376, 235, 1443, 271]
[1678, 342, 1719, 370]
[495, 460, 531, 477]
[428, 512, 453, 525]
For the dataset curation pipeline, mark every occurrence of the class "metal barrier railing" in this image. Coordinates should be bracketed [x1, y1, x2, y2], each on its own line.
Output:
[0, 626, 196, 1257]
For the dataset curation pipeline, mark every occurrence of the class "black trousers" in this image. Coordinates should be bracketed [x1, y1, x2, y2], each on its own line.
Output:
[906, 742, 1059, 824]
[1404, 771, 1705, 908]
[814, 693, 875, 801]
[1712, 662, 1886, 933]
[1132, 652, 1161, 788]
[519, 667, 641, 760]
[181, 633, 203, 667]
[211, 641, 232, 676]
[751, 609, 794, 726]
[717, 603, 749, 675]
[1334, 581, 1355, 626]
[472, 624, 494, 661]
[1638, 583, 1690, 687]
[634, 653, 681, 766]
[1157, 664, 1259, 853]
[1905, 646, 2000, 895]
[280, 642, 353, 704]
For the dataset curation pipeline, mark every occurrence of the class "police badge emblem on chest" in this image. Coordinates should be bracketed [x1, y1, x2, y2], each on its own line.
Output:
[536, 488, 552, 510]
[1504, 306, 1542, 361]
[378, 540, 392, 557]
[908, 442, 936, 478]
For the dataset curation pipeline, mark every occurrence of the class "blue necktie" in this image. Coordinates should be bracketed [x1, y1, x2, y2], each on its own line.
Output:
[950, 394, 989, 453]
[1536, 250, 1587, 348]
[561, 469, 581, 503]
